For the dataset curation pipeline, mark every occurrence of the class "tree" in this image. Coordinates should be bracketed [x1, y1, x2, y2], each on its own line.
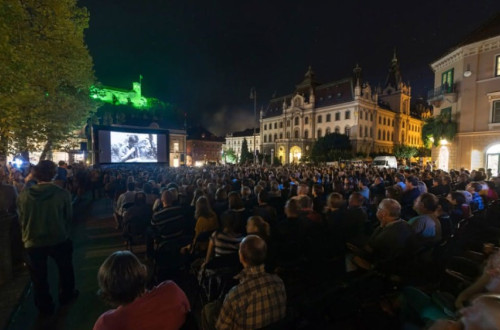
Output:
[422, 111, 458, 147]
[0, 0, 96, 159]
[393, 144, 418, 164]
[223, 148, 237, 164]
[310, 133, 352, 163]
[239, 138, 253, 164]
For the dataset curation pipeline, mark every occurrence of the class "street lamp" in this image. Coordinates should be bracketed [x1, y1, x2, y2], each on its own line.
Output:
[250, 87, 257, 164]
[271, 148, 274, 165]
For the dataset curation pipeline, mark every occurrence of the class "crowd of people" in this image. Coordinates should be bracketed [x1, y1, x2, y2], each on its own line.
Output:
[2, 159, 500, 329]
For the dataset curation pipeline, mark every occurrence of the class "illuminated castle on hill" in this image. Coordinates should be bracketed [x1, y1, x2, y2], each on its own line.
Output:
[89, 76, 163, 110]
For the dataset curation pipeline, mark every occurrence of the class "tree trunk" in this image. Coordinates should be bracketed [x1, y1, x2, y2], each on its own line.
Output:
[39, 140, 52, 161]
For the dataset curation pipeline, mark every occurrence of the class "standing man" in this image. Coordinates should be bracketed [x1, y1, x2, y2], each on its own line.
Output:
[17, 160, 78, 315]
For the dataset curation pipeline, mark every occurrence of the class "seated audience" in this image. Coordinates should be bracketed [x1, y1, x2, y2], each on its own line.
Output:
[202, 235, 286, 330]
[94, 251, 190, 330]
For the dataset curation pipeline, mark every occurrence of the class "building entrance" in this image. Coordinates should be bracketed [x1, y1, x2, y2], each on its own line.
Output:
[486, 144, 500, 177]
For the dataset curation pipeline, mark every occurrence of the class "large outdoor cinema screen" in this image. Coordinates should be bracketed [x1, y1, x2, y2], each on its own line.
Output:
[96, 127, 169, 164]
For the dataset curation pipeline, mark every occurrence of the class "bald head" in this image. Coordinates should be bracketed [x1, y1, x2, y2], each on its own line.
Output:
[460, 294, 500, 329]
[239, 235, 267, 267]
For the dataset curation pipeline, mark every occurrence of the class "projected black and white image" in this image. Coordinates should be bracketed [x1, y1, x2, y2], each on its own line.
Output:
[110, 132, 158, 163]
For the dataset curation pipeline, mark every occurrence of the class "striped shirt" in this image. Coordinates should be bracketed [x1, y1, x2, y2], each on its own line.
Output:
[216, 265, 286, 330]
[211, 231, 244, 257]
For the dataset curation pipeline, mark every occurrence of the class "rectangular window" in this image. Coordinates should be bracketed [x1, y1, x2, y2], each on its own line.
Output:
[493, 101, 500, 123]
[441, 107, 452, 120]
[345, 111, 350, 120]
[496, 55, 500, 77]
[173, 142, 179, 152]
[441, 69, 454, 93]
[335, 113, 340, 121]
[317, 115, 322, 123]
[274, 123, 277, 129]
[326, 114, 331, 122]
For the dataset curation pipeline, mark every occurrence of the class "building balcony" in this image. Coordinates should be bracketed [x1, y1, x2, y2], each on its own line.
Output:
[427, 83, 458, 107]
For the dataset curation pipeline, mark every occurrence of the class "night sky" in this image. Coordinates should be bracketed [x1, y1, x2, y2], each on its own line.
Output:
[80, 0, 500, 135]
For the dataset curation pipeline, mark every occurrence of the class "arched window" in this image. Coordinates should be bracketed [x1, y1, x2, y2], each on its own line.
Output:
[335, 126, 340, 134]
[286, 132, 290, 138]
[391, 132, 394, 141]
[378, 130, 381, 140]
[287, 120, 290, 127]
[383, 131, 386, 140]
[326, 114, 331, 122]
[304, 130, 309, 139]
[345, 111, 351, 120]
[294, 117, 299, 126]
[359, 126, 363, 137]
[335, 112, 340, 121]
[317, 129, 322, 138]
[264, 135, 267, 143]
[274, 134, 278, 141]
[359, 112, 363, 120]
[264, 124, 267, 130]
[317, 115, 322, 123]
[280, 122, 283, 128]
[364, 126, 368, 137]
[370, 127, 373, 137]
[294, 130, 299, 139]
[279, 133, 283, 139]
[345, 126, 350, 136]
[383, 118, 386, 125]
[326, 127, 331, 135]
[401, 132, 405, 142]
[268, 134, 272, 142]
[274, 122, 278, 129]
[305, 117, 309, 124]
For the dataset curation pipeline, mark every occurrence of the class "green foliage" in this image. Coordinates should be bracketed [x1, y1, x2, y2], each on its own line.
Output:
[239, 138, 253, 164]
[422, 113, 458, 147]
[310, 133, 352, 163]
[393, 144, 418, 160]
[223, 148, 237, 164]
[0, 0, 96, 158]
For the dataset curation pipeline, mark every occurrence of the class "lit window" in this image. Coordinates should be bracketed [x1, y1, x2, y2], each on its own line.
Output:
[442, 69, 454, 92]
[496, 55, 500, 77]
[174, 142, 179, 152]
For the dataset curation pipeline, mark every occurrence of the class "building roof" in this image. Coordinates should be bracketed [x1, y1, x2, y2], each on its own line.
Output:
[187, 126, 225, 142]
[227, 128, 260, 137]
[456, 12, 500, 47]
[262, 75, 354, 119]
[435, 12, 500, 62]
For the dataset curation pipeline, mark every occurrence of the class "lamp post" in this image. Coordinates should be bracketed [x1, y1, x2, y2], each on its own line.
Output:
[250, 87, 257, 164]
[271, 148, 274, 166]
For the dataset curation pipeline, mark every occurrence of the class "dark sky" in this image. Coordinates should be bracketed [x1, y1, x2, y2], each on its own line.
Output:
[80, 0, 500, 135]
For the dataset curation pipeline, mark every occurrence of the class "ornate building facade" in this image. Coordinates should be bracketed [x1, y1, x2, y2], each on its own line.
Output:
[224, 128, 260, 161]
[260, 56, 425, 164]
[428, 13, 500, 174]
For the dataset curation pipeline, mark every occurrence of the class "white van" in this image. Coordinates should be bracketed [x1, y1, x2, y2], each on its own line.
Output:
[372, 156, 398, 169]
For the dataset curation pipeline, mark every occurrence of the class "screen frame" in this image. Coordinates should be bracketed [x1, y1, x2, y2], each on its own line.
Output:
[92, 125, 170, 165]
